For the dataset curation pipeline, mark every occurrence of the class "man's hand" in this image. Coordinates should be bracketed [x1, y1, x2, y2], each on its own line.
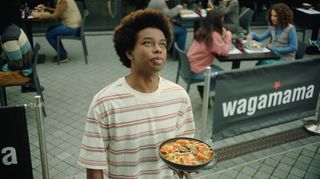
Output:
[171, 168, 199, 179]
[87, 169, 103, 179]
[35, 4, 46, 11]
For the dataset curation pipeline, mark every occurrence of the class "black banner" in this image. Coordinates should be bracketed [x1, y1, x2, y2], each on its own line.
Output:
[212, 58, 320, 140]
[0, 105, 33, 179]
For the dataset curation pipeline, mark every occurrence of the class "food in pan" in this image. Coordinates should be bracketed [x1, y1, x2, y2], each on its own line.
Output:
[159, 138, 213, 165]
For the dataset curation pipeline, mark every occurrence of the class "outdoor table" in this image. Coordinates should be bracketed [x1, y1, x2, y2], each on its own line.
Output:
[216, 42, 280, 69]
[180, 9, 205, 34]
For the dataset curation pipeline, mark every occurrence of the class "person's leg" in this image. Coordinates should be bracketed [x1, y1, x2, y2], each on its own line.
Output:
[46, 24, 80, 58]
[209, 64, 224, 91]
[173, 25, 187, 50]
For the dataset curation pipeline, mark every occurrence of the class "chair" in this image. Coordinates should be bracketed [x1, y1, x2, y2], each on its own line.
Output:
[75, 0, 86, 10]
[0, 43, 46, 116]
[296, 27, 306, 42]
[296, 40, 307, 60]
[174, 43, 205, 93]
[57, 10, 89, 64]
[239, 7, 254, 35]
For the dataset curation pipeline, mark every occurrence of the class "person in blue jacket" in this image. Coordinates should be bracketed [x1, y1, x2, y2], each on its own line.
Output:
[246, 3, 298, 65]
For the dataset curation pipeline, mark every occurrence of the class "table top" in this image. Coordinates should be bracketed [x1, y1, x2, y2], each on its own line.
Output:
[216, 43, 280, 62]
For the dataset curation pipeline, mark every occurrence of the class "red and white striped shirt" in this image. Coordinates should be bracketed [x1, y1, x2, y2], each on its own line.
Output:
[79, 76, 195, 179]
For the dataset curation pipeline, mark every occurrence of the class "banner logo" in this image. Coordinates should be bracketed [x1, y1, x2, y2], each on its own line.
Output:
[222, 84, 315, 117]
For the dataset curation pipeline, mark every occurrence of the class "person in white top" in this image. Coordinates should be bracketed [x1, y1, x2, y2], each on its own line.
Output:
[78, 9, 196, 179]
[32, 0, 81, 63]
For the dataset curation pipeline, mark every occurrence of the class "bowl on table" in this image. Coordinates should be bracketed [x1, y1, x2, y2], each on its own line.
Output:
[302, 3, 312, 9]
[159, 137, 215, 172]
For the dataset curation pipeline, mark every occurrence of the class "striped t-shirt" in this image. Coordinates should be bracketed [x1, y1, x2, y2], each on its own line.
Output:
[79, 76, 195, 179]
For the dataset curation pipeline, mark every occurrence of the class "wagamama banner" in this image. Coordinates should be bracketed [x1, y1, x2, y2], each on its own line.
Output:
[212, 58, 320, 140]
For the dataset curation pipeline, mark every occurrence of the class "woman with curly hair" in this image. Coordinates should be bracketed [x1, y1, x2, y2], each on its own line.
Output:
[246, 3, 298, 65]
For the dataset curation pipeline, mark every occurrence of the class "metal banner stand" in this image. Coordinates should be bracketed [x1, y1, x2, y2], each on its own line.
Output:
[304, 95, 320, 135]
[34, 96, 50, 179]
[200, 66, 211, 141]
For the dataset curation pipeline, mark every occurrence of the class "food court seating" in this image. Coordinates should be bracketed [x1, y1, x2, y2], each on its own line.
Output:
[0, 43, 46, 116]
[174, 43, 205, 93]
[239, 7, 254, 35]
[57, 10, 89, 64]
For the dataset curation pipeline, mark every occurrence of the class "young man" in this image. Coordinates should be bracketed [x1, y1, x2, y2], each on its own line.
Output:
[78, 9, 195, 179]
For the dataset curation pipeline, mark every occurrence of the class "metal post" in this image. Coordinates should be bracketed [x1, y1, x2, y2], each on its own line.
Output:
[200, 67, 211, 141]
[34, 96, 50, 179]
[304, 94, 320, 135]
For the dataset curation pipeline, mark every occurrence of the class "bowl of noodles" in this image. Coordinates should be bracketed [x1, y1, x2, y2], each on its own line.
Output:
[159, 137, 215, 172]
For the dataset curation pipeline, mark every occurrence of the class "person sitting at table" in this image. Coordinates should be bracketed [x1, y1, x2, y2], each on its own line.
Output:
[208, 0, 240, 34]
[246, 3, 298, 65]
[0, 2, 41, 92]
[187, 10, 231, 97]
[31, 0, 81, 63]
[148, 0, 187, 51]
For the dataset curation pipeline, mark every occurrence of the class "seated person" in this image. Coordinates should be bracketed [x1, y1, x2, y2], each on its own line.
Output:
[32, 0, 82, 63]
[246, 3, 298, 65]
[187, 10, 231, 97]
[208, 0, 240, 34]
[0, 3, 39, 92]
[148, 0, 187, 50]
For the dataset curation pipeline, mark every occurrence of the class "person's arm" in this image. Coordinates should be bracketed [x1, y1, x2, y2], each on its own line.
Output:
[211, 30, 232, 56]
[148, 0, 182, 18]
[248, 28, 271, 42]
[2, 40, 23, 70]
[35, 4, 55, 13]
[220, 0, 238, 16]
[270, 27, 298, 53]
[87, 169, 103, 179]
[32, 0, 67, 19]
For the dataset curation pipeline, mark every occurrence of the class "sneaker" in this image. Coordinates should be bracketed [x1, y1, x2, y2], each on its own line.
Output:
[21, 84, 44, 93]
[52, 53, 68, 63]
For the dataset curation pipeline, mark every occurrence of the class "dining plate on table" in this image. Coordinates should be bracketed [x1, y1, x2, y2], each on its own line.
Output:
[244, 41, 265, 51]
[159, 137, 216, 172]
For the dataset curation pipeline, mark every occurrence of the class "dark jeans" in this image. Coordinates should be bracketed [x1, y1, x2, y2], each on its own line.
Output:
[46, 24, 80, 57]
[173, 25, 187, 50]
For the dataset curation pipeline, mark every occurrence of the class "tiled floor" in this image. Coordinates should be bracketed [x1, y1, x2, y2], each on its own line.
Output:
[3, 27, 320, 178]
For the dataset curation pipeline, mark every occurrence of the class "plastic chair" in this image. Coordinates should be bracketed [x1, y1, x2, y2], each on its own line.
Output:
[174, 43, 205, 93]
[296, 40, 307, 60]
[239, 7, 254, 35]
[57, 10, 89, 64]
[0, 43, 46, 116]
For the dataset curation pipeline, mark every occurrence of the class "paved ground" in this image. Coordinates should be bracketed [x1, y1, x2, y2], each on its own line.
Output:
[3, 27, 320, 179]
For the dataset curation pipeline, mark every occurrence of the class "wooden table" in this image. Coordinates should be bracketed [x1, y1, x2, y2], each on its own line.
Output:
[216, 47, 280, 69]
